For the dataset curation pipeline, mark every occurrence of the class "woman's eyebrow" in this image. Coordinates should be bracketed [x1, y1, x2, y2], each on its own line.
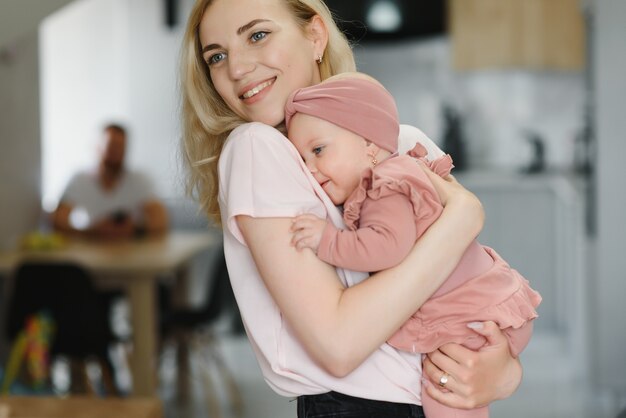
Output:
[237, 19, 270, 35]
[202, 44, 219, 54]
[202, 19, 271, 54]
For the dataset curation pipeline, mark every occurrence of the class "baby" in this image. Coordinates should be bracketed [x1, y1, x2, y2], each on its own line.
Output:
[285, 72, 542, 418]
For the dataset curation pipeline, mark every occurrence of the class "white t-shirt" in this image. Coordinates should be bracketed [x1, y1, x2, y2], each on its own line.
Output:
[218, 122, 443, 405]
[61, 170, 156, 227]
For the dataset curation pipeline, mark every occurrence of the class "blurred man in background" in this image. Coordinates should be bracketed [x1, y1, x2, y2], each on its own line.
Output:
[52, 123, 167, 239]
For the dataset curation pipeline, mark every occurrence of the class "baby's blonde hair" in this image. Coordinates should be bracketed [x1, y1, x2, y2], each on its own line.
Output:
[180, 0, 356, 224]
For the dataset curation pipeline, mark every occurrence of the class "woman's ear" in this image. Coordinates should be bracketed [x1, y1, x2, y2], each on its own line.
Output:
[308, 15, 329, 61]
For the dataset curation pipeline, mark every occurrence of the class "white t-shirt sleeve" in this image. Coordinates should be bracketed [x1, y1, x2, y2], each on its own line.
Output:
[61, 173, 89, 205]
[219, 122, 327, 246]
[398, 124, 445, 160]
[126, 171, 156, 201]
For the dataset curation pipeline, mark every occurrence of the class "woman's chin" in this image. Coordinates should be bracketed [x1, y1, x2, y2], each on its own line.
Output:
[248, 110, 286, 128]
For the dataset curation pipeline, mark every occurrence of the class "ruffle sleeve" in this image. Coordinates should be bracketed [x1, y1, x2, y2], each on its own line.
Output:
[406, 143, 454, 177]
[343, 145, 454, 237]
[342, 169, 372, 231]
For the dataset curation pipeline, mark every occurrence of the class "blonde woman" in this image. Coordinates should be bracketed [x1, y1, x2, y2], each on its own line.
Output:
[180, 0, 523, 416]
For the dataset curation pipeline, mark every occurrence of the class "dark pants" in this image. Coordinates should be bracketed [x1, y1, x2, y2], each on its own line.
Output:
[297, 391, 426, 418]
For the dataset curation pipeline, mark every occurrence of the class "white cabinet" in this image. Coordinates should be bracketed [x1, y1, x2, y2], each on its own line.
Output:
[456, 171, 587, 338]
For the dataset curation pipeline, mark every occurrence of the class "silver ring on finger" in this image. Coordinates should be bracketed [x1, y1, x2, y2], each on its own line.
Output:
[438, 372, 450, 388]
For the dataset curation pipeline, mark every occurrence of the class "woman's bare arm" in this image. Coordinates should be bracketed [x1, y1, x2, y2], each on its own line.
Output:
[237, 174, 483, 376]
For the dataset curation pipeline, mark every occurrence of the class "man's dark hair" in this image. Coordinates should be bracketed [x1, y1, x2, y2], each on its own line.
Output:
[103, 123, 127, 136]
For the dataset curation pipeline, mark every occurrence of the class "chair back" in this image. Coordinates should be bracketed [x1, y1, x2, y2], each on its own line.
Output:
[6, 262, 111, 358]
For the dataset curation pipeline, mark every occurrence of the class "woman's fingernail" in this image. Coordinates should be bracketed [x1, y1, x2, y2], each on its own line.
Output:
[421, 377, 430, 387]
[467, 321, 483, 329]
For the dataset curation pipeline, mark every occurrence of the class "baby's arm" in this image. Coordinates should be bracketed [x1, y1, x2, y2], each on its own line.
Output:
[293, 193, 418, 272]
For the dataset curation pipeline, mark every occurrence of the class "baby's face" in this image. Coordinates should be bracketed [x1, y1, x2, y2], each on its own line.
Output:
[288, 113, 373, 205]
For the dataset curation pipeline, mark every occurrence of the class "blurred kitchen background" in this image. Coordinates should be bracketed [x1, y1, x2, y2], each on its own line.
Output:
[1, 0, 625, 417]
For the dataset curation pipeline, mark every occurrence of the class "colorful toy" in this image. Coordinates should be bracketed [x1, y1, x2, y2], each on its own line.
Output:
[1, 311, 55, 393]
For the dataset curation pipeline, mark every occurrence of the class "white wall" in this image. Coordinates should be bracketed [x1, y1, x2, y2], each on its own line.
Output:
[592, 0, 626, 399]
[40, 0, 195, 210]
[127, 0, 192, 198]
[0, 31, 41, 250]
[40, 0, 131, 210]
[0, 0, 74, 49]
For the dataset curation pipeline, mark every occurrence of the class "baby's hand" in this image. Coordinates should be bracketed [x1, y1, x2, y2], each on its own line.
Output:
[290, 214, 327, 252]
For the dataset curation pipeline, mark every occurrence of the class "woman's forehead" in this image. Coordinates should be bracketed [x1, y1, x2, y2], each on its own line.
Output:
[199, 0, 293, 46]
[201, 0, 288, 29]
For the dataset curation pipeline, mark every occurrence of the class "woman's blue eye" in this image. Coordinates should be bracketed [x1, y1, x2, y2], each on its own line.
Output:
[313, 146, 323, 155]
[208, 52, 226, 65]
[251, 31, 268, 42]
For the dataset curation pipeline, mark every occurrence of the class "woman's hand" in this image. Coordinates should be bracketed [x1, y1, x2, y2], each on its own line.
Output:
[422, 321, 523, 409]
[418, 161, 466, 207]
[418, 162, 484, 237]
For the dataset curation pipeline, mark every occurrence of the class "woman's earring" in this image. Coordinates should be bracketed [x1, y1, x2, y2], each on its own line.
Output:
[368, 151, 378, 166]
[316, 54, 323, 65]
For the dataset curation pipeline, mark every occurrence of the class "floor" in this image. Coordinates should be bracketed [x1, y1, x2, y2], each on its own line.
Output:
[0, 326, 620, 417]
[0, 299, 620, 418]
[160, 328, 621, 418]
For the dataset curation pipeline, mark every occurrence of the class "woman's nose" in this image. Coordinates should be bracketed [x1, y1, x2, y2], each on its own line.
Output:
[228, 50, 255, 79]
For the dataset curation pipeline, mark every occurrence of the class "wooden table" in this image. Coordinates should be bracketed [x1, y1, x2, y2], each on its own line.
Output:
[0, 231, 218, 397]
[0, 395, 162, 418]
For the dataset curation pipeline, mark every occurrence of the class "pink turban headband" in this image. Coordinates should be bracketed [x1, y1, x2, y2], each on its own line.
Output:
[285, 77, 399, 153]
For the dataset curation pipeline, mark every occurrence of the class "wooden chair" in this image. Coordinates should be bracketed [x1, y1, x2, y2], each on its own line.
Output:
[3, 262, 118, 395]
[159, 248, 243, 417]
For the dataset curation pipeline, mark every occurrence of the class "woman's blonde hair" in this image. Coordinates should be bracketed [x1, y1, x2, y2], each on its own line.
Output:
[180, 0, 356, 224]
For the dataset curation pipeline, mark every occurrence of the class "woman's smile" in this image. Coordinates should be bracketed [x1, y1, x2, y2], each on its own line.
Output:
[240, 78, 276, 100]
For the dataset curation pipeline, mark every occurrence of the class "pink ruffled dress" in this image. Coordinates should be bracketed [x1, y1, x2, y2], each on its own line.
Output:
[317, 143, 542, 357]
